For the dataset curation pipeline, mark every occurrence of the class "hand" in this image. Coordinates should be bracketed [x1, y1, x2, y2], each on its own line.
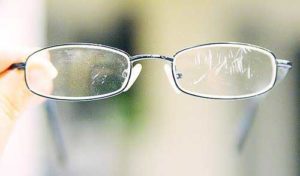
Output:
[0, 48, 49, 154]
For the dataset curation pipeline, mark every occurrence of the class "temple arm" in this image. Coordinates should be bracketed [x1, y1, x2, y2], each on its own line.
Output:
[45, 101, 67, 165]
[237, 59, 292, 151]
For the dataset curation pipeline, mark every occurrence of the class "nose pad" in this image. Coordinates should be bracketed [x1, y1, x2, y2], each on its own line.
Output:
[123, 64, 142, 92]
[276, 66, 289, 84]
[164, 64, 181, 94]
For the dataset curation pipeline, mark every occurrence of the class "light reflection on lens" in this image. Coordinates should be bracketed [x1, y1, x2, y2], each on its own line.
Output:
[173, 44, 276, 99]
[26, 45, 130, 100]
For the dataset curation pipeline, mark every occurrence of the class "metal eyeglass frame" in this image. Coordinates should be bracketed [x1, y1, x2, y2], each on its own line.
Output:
[8, 42, 293, 162]
[10, 42, 292, 101]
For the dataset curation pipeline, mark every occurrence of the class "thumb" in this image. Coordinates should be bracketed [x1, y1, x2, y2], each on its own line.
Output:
[0, 47, 41, 119]
[0, 47, 52, 153]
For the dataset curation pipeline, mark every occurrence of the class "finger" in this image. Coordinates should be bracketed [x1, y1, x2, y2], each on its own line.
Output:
[0, 61, 56, 114]
[0, 47, 42, 154]
[0, 70, 31, 154]
[0, 48, 55, 118]
[0, 70, 30, 118]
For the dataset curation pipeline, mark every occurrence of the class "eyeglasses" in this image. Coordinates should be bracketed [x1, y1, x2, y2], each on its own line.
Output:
[10, 42, 292, 101]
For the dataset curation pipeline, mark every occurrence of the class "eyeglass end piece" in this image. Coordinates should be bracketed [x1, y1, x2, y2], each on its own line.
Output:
[9, 62, 26, 70]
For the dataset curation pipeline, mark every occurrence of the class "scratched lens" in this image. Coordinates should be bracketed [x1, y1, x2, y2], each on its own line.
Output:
[173, 44, 277, 98]
[26, 45, 130, 100]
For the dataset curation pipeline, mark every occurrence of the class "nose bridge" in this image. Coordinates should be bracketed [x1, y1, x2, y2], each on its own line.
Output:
[130, 54, 173, 63]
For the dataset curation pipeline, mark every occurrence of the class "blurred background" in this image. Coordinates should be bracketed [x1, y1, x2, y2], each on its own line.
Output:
[0, 0, 299, 176]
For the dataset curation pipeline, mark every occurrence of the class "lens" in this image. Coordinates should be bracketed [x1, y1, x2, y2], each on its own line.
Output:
[25, 45, 131, 100]
[173, 44, 277, 99]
